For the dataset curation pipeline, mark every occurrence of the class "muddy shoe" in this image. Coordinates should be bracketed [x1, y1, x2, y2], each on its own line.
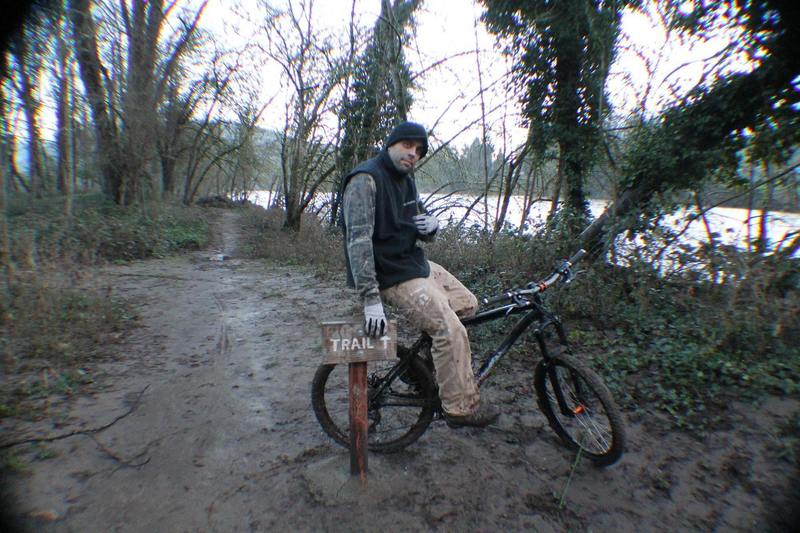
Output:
[444, 401, 500, 428]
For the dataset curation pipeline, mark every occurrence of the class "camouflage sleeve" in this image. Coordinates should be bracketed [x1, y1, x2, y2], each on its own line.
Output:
[343, 173, 381, 306]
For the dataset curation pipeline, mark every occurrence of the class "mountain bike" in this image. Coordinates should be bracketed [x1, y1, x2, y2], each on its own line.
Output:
[311, 250, 626, 466]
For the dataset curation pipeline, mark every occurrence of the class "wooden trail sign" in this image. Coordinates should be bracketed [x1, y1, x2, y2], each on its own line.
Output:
[320, 320, 397, 484]
[320, 320, 398, 364]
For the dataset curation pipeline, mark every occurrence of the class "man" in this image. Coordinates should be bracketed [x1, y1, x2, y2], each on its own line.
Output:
[340, 121, 499, 428]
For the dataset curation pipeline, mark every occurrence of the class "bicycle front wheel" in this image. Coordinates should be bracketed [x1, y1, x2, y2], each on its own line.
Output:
[311, 356, 438, 453]
[534, 352, 626, 466]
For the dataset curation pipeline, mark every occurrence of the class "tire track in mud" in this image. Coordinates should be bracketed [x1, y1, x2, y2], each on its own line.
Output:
[1, 210, 357, 531]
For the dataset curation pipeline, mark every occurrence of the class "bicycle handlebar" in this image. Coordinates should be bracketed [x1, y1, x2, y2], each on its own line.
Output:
[480, 248, 587, 306]
[482, 291, 518, 306]
[568, 248, 586, 265]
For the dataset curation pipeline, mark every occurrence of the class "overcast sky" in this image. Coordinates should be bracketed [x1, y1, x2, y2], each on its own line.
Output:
[204, 0, 753, 149]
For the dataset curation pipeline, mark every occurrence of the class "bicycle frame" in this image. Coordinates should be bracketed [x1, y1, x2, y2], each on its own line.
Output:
[461, 294, 569, 387]
[313, 248, 625, 463]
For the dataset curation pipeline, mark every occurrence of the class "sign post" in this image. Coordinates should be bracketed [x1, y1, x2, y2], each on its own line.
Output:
[348, 361, 368, 482]
[321, 320, 397, 485]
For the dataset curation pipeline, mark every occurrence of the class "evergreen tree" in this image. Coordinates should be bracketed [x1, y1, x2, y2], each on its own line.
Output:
[481, 0, 632, 233]
[331, 0, 421, 224]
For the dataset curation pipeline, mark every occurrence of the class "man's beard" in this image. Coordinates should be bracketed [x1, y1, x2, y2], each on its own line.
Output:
[391, 158, 413, 174]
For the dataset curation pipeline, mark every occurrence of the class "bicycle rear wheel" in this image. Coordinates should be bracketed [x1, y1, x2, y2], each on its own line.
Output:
[534, 352, 626, 466]
[311, 356, 438, 453]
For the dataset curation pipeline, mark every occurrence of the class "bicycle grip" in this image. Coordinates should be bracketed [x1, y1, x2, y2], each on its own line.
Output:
[482, 292, 514, 306]
[568, 248, 586, 265]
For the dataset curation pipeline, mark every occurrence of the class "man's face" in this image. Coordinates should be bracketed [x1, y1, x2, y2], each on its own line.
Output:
[387, 139, 424, 174]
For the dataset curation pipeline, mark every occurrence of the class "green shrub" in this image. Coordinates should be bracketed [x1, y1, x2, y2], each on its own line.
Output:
[7, 193, 210, 265]
[427, 224, 799, 429]
[562, 252, 800, 429]
[240, 206, 799, 429]
[0, 278, 128, 420]
[2, 193, 211, 421]
[241, 206, 344, 277]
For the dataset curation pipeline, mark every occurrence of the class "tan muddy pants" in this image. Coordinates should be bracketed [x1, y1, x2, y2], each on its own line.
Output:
[381, 261, 480, 416]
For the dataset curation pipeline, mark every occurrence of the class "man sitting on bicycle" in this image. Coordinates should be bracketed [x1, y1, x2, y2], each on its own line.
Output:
[340, 121, 499, 428]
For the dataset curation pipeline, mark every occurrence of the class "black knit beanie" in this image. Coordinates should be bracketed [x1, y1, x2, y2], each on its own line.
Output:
[385, 121, 428, 157]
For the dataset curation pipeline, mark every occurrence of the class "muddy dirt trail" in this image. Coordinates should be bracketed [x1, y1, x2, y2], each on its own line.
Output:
[2, 210, 798, 532]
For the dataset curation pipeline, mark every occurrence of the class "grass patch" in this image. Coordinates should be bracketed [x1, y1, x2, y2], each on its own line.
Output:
[33, 443, 59, 461]
[771, 413, 800, 463]
[8, 192, 211, 266]
[2, 193, 212, 424]
[6, 281, 127, 362]
[1, 278, 128, 421]
[1, 452, 28, 472]
[240, 205, 344, 278]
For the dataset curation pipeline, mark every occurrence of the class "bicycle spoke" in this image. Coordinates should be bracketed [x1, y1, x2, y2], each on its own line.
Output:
[369, 410, 421, 436]
[312, 354, 437, 453]
[536, 354, 625, 465]
[573, 410, 611, 452]
[563, 386, 612, 453]
[378, 388, 432, 407]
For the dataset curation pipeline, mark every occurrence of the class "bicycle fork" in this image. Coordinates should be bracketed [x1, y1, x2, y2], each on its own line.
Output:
[535, 320, 586, 418]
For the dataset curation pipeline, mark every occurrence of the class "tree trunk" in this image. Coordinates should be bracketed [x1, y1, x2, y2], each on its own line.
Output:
[13, 36, 46, 197]
[61, 40, 74, 218]
[0, 99, 28, 194]
[494, 153, 525, 234]
[56, 11, 71, 197]
[70, 0, 182, 205]
[69, 0, 125, 203]
[580, 14, 800, 257]
[548, 159, 563, 222]
[122, 0, 164, 204]
[746, 161, 756, 253]
[518, 163, 538, 234]
[70, 63, 79, 193]
[161, 153, 177, 195]
[384, 0, 411, 121]
[552, 1, 589, 230]
[284, 202, 302, 231]
[159, 82, 181, 196]
[756, 160, 773, 255]
[0, 52, 15, 365]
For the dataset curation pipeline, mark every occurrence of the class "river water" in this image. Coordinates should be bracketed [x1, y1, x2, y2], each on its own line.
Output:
[429, 195, 799, 256]
[250, 190, 799, 257]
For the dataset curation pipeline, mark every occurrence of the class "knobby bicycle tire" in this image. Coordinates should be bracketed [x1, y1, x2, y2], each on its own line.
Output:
[311, 355, 438, 453]
[534, 352, 626, 466]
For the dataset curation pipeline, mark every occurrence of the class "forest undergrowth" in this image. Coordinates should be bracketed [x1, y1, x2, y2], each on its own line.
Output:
[0, 193, 211, 427]
[242, 204, 800, 436]
[3, 198, 797, 451]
